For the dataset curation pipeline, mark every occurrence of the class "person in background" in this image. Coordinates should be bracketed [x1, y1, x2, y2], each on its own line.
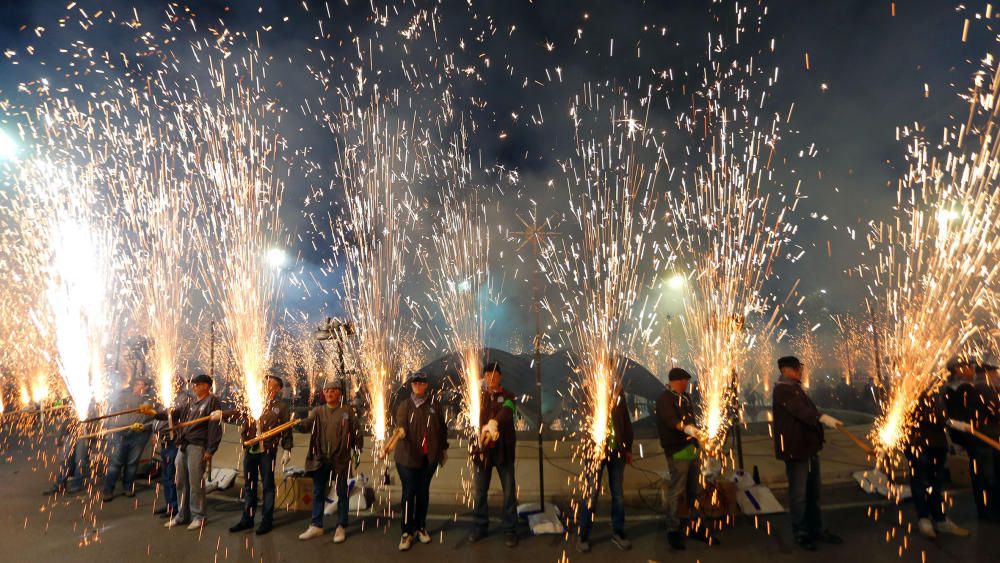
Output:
[575, 391, 634, 553]
[469, 362, 519, 548]
[772, 356, 843, 551]
[906, 387, 970, 538]
[43, 399, 98, 496]
[101, 377, 154, 502]
[944, 358, 1000, 521]
[295, 378, 362, 543]
[654, 367, 716, 551]
[153, 373, 223, 530]
[228, 374, 293, 536]
[151, 382, 192, 520]
[384, 372, 449, 552]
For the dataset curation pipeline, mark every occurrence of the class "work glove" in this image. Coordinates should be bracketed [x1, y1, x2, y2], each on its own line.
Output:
[209, 410, 224, 421]
[480, 419, 500, 445]
[130, 422, 145, 433]
[382, 427, 405, 457]
[683, 424, 702, 439]
[819, 414, 843, 429]
[701, 456, 722, 479]
[946, 419, 972, 433]
[281, 449, 292, 466]
[137, 404, 157, 417]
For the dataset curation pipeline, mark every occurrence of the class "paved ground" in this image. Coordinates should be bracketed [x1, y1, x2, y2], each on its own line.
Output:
[1, 436, 994, 562]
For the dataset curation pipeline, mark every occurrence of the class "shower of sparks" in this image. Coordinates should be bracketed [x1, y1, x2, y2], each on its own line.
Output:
[192, 66, 287, 421]
[831, 313, 874, 386]
[542, 87, 660, 464]
[866, 58, 1000, 457]
[329, 98, 415, 442]
[792, 327, 820, 389]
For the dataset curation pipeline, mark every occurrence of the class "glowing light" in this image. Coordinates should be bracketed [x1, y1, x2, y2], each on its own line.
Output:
[666, 273, 686, 291]
[266, 247, 288, 269]
[0, 129, 18, 161]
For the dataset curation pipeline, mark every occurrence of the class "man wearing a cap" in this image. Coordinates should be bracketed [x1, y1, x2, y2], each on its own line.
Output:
[944, 358, 1000, 521]
[295, 378, 362, 543]
[654, 367, 712, 551]
[772, 356, 842, 551]
[227, 374, 293, 536]
[101, 377, 155, 502]
[153, 373, 223, 530]
[384, 372, 449, 551]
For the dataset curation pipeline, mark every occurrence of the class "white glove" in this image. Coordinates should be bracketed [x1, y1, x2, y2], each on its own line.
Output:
[701, 457, 721, 479]
[947, 419, 972, 433]
[683, 424, 701, 438]
[480, 419, 500, 444]
[209, 409, 224, 421]
[819, 414, 842, 429]
[281, 449, 292, 466]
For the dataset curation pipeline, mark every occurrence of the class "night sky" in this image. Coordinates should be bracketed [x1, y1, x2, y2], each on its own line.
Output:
[0, 0, 992, 358]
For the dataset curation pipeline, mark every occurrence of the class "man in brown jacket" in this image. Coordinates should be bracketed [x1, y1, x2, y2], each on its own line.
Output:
[295, 378, 362, 543]
[227, 374, 293, 536]
[384, 371, 449, 552]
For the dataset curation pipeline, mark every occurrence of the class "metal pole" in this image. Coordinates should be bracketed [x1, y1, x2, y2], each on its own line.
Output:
[533, 242, 545, 511]
[732, 369, 744, 471]
[210, 320, 216, 377]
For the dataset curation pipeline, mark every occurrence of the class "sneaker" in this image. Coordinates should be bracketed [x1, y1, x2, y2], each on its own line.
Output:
[935, 519, 970, 537]
[504, 533, 518, 548]
[153, 506, 168, 516]
[611, 532, 632, 551]
[42, 486, 61, 496]
[796, 537, 817, 551]
[815, 529, 843, 544]
[333, 525, 346, 544]
[101, 492, 114, 502]
[298, 525, 324, 540]
[256, 523, 273, 536]
[164, 517, 188, 529]
[187, 519, 204, 531]
[399, 533, 413, 551]
[668, 531, 685, 550]
[917, 518, 936, 539]
[229, 520, 254, 533]
[416, 529, 432, 544]
[576, 537, 591, 553]
[467, 528, 487, 543]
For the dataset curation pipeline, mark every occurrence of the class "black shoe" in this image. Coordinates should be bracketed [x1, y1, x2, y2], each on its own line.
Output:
[101, 492, 114, 502]
[797, 537, 818, 551]
[229, 520, 254, 533]
[668, 531, 686, 550]
[611, 532, 632, 551]
[576, 537, 591, 553]
[160, 509, 175, 519]
[154, 506, 168, 516]
[124, 489, 136, 498]
[504, 533, 518, 548]
[687, 523, 719, 545]
[255, 523, 273, 536]
[42, 486, 62, 496]
[815, 530, 842, 544]
[468, 529, 487, 543]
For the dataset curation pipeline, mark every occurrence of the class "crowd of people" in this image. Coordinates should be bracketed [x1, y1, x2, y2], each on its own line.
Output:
[37, 355, 1000, 554]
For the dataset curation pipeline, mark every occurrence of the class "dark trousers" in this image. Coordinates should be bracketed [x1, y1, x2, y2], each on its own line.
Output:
[241, 450, 277, 525]
[397, 461, 437, 535]
[472, 459, 517, 534]
[56, 437, 91, 491]
[577, 454, 626, 540]
[310, 462, 349, 528]
[964, 442, 999, 517]
[103, 431, 150, 495]
[907, 447, 946, 522]
[785, 455, 822, 541]
[160, 444, 178, 512]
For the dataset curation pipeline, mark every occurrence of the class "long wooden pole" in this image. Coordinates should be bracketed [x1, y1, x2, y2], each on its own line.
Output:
[970, 428, 1000, 452]
[243, 417, 299, 447]
[836, 425, 874, 455]
[78, 423, 142, 440]
[0, 404, 73, 419]
[81, 405, 151, 423]
[156, 410, 233, 433]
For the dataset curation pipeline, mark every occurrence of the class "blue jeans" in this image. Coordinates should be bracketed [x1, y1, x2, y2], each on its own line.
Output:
[472, 459, 517, 534]
[103, 431, 150, 495]
[241, 451, 277, 525]
[397, 461, 437, 535]
[964, 442, 999, 517]
[56, 436, 91, 491]
[785, 456, 822, 541]
[310, 462, 349, 528]
[577, 454, 626, 540]
[160, 444, 178, 512]
[907, 447, 946, 521]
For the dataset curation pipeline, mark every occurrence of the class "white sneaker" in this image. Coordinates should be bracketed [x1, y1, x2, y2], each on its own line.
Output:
[917, 518, 936, 539]
[416, 529, 431, 544]
[164, 517, 184, 529]
[398, 533, 413, 551]
[187, 519, 204, 531]
[935, 519, 971, 537]
[333, 525, 346, 544]
[299, 525, 324, 541]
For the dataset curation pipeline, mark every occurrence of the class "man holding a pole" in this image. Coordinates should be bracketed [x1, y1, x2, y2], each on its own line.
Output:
[101, 377, 154, 502]
[227, 374, 293, 536]
[154, 373, 223, 530]
[944, 358, 1000, 521]
[772, 356, 843, 551]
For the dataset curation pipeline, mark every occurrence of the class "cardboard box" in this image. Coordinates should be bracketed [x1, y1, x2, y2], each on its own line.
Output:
[277, 475, 314, 512]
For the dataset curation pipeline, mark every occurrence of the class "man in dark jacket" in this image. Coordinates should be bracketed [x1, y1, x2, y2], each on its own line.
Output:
[654, 367, 709, 550]
[228, 374, 294, 536]
[772, 356, 842, 551]
[576, 391, 634, 553]
[101, 377, 154, 501]
[469, 361, 519, 547]
[907, 388, 970, 538]
[943, 358, 1000, 521]
[295, 378, 362, 543]
[151, 384, 192, 519]
[385, 371, 449, 552]
[154, 373, 223, 530]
